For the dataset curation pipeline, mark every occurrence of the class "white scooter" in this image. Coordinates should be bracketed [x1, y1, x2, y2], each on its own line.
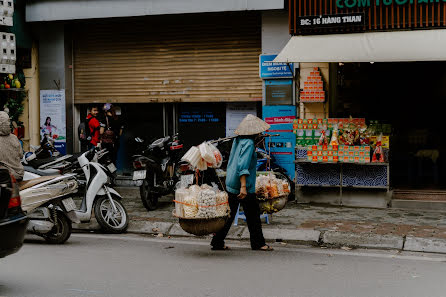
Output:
[74, 148, 128, 233]
[20, 174, 80, 244]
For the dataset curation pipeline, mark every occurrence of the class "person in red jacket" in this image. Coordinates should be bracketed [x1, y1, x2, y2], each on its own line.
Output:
[86, 105, 102, 149]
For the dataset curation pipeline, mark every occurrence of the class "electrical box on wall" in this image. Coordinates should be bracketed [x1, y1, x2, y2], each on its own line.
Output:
[0, 32, 15, 73]
[0, 0, 13, 26]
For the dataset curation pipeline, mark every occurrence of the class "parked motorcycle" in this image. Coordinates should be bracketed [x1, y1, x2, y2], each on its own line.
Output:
[20, 174, 79, 244]
[132, 134, 185, 211]
[74, 148, 128, 233]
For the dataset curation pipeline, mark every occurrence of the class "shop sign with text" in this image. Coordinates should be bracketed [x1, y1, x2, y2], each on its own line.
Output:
[297, 13, 364, 28]
[290, 0, 446, 34]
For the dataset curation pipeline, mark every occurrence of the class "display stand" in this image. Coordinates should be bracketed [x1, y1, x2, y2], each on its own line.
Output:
[295, 147, 390, 205]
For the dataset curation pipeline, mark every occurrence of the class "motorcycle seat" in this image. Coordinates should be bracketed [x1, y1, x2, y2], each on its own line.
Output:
[19, 176, 59, 191]
[27, 157, 58, 169]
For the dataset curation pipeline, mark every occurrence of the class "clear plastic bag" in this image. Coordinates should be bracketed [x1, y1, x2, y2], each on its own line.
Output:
[196, 189, 217, 219]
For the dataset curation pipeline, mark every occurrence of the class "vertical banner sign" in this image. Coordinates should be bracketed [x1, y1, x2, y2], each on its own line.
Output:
[40, 90, 66, 155]
[262, 105, 296, 179]
[226, 103, 257, 137]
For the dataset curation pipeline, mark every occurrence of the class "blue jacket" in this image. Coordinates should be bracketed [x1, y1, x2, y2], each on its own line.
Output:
[225, 137, 257, 194]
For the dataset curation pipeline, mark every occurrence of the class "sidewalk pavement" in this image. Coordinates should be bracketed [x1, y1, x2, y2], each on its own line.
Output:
[74, 187, 446, 254]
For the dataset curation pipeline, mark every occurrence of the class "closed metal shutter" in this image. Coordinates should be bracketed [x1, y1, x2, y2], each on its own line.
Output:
[72, 12, 262, 104]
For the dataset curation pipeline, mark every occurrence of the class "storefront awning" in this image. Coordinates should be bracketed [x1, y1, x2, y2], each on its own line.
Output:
[274, 29, 446, 63]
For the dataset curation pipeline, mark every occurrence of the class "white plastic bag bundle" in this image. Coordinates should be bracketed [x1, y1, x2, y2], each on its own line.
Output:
[199, 142, 216, 166]
[181, 146, 201, 169]
[183, 194, 198, 218]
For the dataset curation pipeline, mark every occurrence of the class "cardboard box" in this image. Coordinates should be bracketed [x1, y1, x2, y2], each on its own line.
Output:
[333, 150, 338, 156]
[322, 156, 328, 162]
[317, 156, 323, 162]
[344, 156, 350, 163]
[328, 150, 333, 156]
[307, 150, 313, 156]
[354, 156, 360, 163]
[317, 151, 323, 156]
[333, 156, 339, 162]
[364, 156, 371, 163]
[338, 151, 344, 157]
[312, 156, 318, 162]
[308, 155, 313, 162]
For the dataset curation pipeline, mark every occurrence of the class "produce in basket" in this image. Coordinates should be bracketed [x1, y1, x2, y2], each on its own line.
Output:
[216, 191, 229, 217]
[255, 173, 290, 200]
[174, 188, 189, 217]
[174, 184, 229, 219]
[196, 189, 217, 219]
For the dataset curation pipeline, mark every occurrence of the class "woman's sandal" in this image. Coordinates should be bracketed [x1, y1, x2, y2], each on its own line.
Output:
[255, 245, 274, 251]
[211, 245, 231, 251]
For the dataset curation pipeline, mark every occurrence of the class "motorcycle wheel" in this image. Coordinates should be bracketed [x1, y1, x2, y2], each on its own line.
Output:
[140, 177, 159, 211]
[94, 195, 129, 233]
[43, 213, 72, 244]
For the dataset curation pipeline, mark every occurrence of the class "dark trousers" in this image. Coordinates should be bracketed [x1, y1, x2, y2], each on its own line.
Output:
[211, 192, 266, 250]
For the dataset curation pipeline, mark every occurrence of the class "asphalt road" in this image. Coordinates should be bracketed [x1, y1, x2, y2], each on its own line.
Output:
[1, 233, 446, 297]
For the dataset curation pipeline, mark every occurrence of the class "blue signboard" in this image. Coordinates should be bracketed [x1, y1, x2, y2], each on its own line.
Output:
[259, 54, 294, 79]
[262, 105, 296, 179]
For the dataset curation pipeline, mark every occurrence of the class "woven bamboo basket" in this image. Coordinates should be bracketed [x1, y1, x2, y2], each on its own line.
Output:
[172, 211, 228, 236]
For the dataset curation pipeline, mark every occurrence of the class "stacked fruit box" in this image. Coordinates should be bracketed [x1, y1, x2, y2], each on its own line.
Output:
[307, 145, 339, 163]
[300, 67, 325, 103]
[338, 145, 371, 163]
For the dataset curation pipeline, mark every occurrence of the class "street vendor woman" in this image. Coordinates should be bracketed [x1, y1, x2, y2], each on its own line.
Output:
[211, 114, 273, 251]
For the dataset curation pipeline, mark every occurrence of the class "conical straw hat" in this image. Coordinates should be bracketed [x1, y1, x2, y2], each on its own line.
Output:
[234, 114, 270, 136]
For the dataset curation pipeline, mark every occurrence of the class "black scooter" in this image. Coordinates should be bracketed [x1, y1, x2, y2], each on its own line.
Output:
[132, 134, 185, 211]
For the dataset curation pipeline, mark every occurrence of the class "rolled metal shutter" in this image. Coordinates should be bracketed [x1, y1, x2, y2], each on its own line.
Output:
[73, 12, 262, 104]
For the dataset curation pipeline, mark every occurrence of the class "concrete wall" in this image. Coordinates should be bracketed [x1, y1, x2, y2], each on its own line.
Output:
[36, 24, 65, 90]
[261, 10, 290, 55]
[21, 42, 41, 149]
[26, 0, 284, 22]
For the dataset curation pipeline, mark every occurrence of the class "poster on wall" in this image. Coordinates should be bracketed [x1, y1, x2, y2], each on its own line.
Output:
[262, 105, 296, 179]
[40, 90, 66, 155]
[226, 103, 257, 137]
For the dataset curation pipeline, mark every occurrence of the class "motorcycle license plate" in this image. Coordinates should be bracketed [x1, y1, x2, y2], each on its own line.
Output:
[62, 198, 77, 212]
[133, 170, 147, 181]
[180, 174, 194, 187]
[107, 163, 117, 173]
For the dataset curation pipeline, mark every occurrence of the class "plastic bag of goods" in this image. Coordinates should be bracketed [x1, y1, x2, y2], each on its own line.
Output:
[209, 143, 223, 168]
[182, 185, 200, 218]
[181, 146, 202, 169]
[174, 188, 190, 217]
[199, 142, 216, 167]
[255, 175, 269, 199]
[196, 189, 217, 219]
[216, 191, 229, 217]
[267, 180, 279, 198]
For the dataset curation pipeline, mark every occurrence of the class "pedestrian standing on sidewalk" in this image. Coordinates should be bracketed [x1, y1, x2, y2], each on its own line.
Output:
[100, 103, 123, 164]
[86, 105, 102, 150]
[211, 114, 273, 251]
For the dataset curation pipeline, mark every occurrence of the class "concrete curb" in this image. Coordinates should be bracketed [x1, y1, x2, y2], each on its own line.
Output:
[322, 231, 404, 250]
[74, 219, 446, 254]
[404, 236, 446, 253]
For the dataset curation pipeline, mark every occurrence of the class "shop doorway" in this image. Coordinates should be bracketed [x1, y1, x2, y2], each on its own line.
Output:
[334, 62, 446, 190]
